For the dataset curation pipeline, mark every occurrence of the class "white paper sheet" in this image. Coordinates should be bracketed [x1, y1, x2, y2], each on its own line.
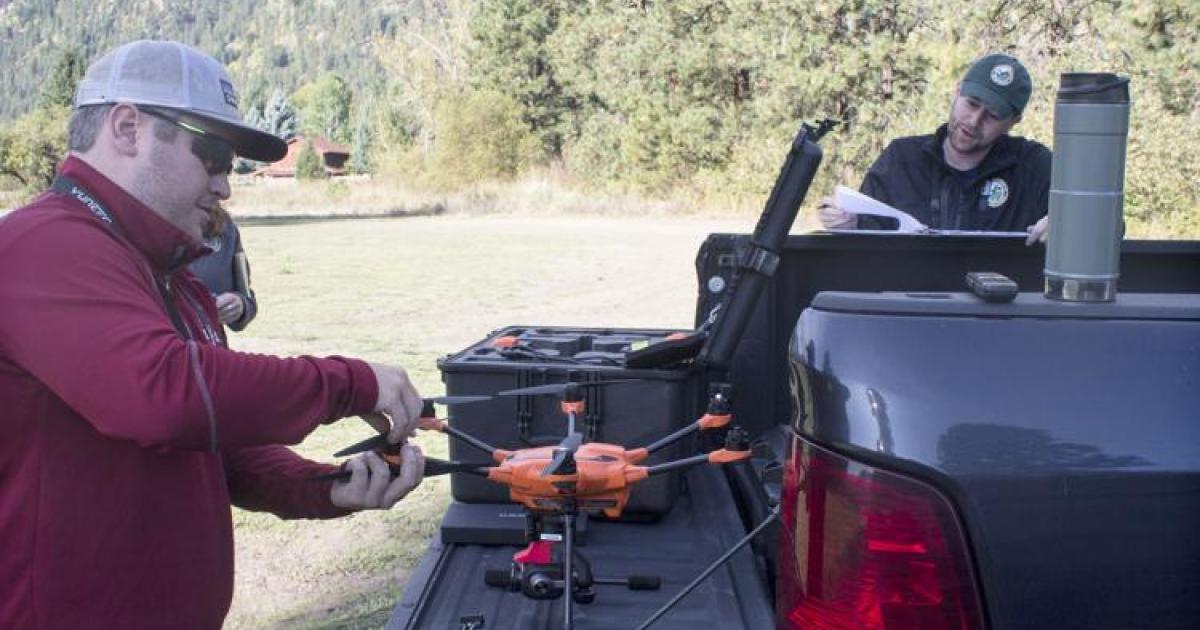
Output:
[834, 186, 927, 233]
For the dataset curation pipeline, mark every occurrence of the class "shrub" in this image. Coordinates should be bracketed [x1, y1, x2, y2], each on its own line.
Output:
[295, 140, 326, 180]
[0, 105, 69, 195]
[426, 89, 540, 189]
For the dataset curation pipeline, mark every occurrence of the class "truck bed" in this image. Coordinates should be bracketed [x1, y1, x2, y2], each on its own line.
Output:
[388, 465, 774, 630]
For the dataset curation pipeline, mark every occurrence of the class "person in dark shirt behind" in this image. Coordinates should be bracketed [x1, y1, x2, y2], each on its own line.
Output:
[819, 53, 1052, 245]
[190, 204, 257, 331]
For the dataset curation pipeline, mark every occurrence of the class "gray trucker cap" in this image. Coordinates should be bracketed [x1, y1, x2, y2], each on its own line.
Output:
[74, 40, 286, 162]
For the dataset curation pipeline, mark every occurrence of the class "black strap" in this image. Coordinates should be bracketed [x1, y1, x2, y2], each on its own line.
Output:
[739, 245, 780, 277]
[51, 175, 118, 227]
[159, 277, 197, 342]
[51, 175, 193, 340]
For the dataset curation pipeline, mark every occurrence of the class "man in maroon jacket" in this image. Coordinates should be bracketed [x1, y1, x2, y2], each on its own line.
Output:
[0, 40, 427, 629]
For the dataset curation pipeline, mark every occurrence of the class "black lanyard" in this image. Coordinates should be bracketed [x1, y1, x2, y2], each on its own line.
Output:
[50, 175, 219, 344]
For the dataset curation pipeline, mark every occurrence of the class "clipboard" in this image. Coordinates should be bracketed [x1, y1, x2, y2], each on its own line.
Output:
[233, 252, 251, 296]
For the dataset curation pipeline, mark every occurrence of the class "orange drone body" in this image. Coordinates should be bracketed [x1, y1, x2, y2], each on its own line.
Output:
[410, 399, 743, 518]
[486, 442, 652, 518]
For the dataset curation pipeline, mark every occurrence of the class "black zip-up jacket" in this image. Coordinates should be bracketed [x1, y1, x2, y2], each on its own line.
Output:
[858, 124, 1052, 231]
[188, 220, 258, 331]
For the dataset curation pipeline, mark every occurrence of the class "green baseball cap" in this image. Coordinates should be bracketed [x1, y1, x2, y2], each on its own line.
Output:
[960, 53, 1032, 120]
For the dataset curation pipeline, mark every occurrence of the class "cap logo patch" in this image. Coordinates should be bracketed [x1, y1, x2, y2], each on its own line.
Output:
[220, 79, 239, 108]
[983, 178, 1010, 208]
[990, 64, 1014, 87]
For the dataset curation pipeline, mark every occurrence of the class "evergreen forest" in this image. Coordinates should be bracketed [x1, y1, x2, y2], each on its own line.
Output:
[0, 0, 1196, 233]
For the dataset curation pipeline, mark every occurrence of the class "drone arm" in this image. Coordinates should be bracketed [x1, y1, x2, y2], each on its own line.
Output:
[639, 448, 751, 477]
[706, 448, 752, 464]
[639, 425, 697, 458]
[642, 453, 706, 476]
[638, 412, 733, 457]
[486, 466, 513, 486]
[419, 417, 505, 459]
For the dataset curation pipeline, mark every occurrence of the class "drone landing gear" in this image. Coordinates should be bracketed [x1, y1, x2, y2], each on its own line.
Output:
[483, 510, 661, 627]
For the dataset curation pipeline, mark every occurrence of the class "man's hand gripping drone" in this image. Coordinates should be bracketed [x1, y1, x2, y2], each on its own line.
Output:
[325, 381, 751, 629]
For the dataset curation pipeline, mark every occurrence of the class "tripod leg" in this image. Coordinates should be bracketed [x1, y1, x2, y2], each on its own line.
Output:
[571, 547, 594, 586]
[569, 542, 596, 604]
[563, 513, 574, 629]
[593, 575, 661, 590]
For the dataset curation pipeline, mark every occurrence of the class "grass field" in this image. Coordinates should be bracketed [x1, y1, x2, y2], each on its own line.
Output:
[222, 213, 748, 628]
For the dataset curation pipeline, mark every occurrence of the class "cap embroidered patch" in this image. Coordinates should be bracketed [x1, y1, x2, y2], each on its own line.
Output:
[220, 79, 239, 108]
[983, 178, 1010, 208]
[990, 64, 1014, 87]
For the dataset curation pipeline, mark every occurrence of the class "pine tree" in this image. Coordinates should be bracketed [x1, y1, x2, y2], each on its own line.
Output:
[349, 100, 373, 174]
[260, 89, 299, 141]
[295, 140, 325, 180]
[39, 48, 86, 109]
[469, 0, 577, 159]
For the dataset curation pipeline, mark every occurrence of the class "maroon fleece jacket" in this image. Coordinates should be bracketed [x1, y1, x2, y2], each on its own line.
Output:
[0, 158, 379, 629]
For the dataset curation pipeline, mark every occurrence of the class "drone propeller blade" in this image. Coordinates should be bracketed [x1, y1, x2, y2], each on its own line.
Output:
[541, 432, 584, 477]
[311, 457, 493, 481]
[428, 395, 494, 406]
[333, 434, 388, 458]
[340, 395, 492, 457]
[542, 450, 573, 477]
[497, 383, 572, 397]
[498, 379, 639, 398]
[560, 431, 584, 450]
[423, 458, 494, 477]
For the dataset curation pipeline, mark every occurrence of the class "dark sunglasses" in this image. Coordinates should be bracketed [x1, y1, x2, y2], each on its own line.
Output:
[139, 107, 235, 176]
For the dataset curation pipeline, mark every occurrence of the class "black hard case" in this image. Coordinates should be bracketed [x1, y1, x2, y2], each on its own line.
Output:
[437, 326, 699, 518]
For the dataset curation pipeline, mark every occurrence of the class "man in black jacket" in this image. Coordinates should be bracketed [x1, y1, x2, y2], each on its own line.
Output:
[819, 53, 1051, 244]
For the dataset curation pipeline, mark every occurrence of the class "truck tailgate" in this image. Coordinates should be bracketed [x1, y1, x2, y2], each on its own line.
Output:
[388, 466, 774, 629]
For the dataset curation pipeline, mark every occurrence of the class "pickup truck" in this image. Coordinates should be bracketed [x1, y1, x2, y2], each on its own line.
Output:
[387, 231, 1200, 629]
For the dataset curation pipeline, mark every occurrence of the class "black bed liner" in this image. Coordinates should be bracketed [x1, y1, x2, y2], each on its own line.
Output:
[387, 465, 775, 630]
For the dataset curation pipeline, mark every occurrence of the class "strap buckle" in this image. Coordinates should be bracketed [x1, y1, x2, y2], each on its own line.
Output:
[739, 245, 780, 276]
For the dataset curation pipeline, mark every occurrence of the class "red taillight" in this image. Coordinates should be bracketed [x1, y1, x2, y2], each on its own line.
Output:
[776, 437, 985, 630]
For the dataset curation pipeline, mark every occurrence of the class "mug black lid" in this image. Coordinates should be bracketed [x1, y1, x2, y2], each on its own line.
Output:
[1057, 73, 1130, 104]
